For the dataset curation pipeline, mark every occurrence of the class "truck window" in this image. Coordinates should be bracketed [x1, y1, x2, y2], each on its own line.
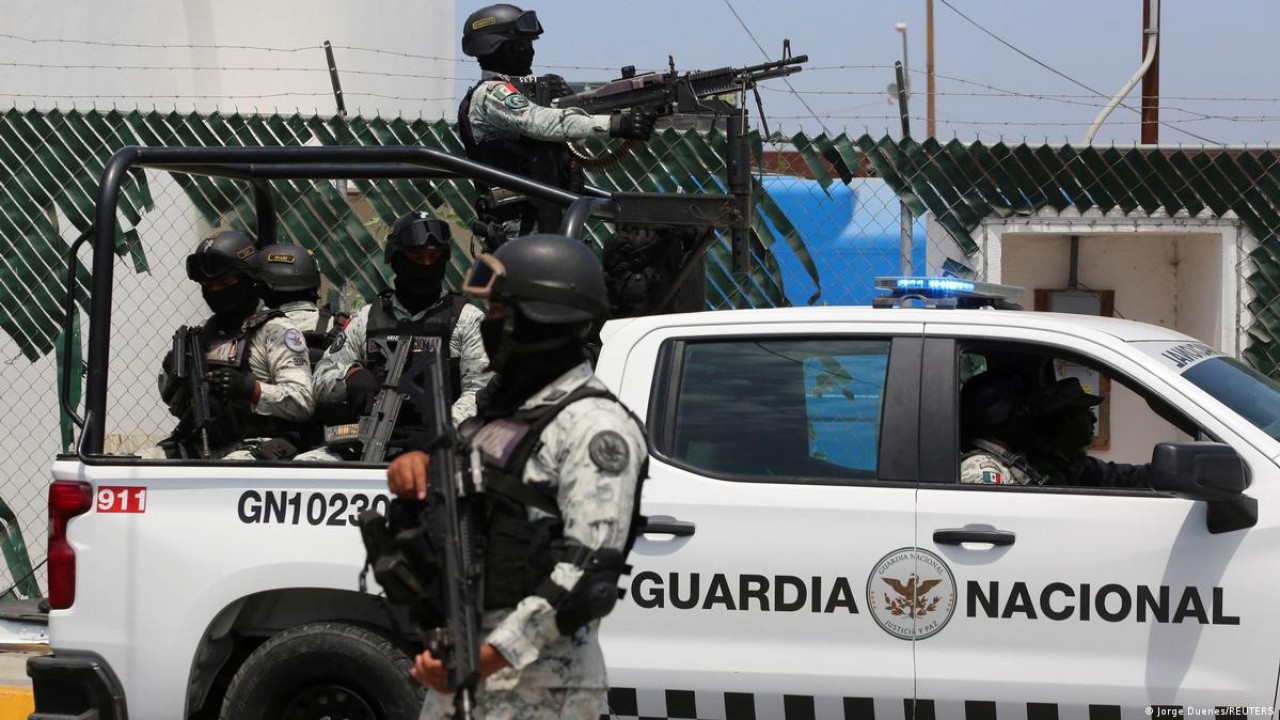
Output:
[957, 343, 1197, 489]
[667, 339, 891, 480]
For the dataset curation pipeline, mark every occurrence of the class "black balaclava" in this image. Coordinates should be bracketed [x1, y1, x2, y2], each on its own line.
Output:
[391, 255, 448, 314]
[203, 274, 259, 324]
[478, 39, 535, 77]
[479, 308, 587, 415]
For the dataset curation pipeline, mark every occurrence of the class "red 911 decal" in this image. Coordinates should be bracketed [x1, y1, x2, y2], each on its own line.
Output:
[97, 486, 147, 514]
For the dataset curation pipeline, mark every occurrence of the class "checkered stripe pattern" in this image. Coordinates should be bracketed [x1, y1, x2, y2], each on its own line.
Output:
[602, 689, 1253, 720]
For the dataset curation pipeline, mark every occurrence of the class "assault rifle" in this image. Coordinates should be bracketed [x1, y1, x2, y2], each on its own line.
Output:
[553, 47, 808, 117]
[357, 335, 481, 720]
[167, 326, 213, 459]
[324, 336, 414, 462]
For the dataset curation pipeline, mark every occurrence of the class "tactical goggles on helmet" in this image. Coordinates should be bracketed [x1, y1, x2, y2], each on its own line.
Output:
[480, 9, 542, 37]
[186, 252, 245, 282]
[385, 216, 452, 263]
[462, 252, 605, 315]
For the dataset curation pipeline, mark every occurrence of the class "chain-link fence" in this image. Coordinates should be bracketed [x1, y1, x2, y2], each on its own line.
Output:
[1, 106, 1275, 598]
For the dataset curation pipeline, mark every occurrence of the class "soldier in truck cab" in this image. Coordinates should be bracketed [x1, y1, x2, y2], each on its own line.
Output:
[1025, 377, 1151, 489]
[457, 3, 656, 238]
[150, 231, 314, 460]
[296, 210, 490, 461]
[958, 369, 1043, 486]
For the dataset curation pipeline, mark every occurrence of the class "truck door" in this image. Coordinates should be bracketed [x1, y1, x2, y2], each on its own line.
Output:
[913, 329, 1280, 717]
[599, 320, 923, 719]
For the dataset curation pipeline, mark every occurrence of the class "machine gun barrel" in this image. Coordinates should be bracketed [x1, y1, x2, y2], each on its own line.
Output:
[553, 53, 808, 116]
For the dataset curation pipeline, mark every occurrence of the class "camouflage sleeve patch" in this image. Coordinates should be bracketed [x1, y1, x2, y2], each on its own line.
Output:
[588, 430, 630, 473]
[283, 328, 306, 354]
[959, 454, 1008, 485]
[490, 81, 530, 110]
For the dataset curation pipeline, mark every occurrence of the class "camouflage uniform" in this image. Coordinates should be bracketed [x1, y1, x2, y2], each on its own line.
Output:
[276, 299, 321, 335]
[959, 438, 1042, 486]
[417, 362, 646, 720]
[145, 307, 314, 460]
[296, 292, 490, 461]
[466, 70, 611, 146]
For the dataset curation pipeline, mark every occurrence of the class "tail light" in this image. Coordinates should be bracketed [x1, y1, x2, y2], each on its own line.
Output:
[48, 480, 93, 610]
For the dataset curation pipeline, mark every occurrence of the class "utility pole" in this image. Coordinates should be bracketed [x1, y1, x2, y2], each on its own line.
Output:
[895, 60, 913, 275]
[927, 0, 936, 138]
[1140, 0, 1160, 143]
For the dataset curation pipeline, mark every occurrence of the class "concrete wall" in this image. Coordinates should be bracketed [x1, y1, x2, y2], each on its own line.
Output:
[999, 232, 1222, 463]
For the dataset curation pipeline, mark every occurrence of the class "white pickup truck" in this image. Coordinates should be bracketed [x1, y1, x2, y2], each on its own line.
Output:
[34, 145, 1280, 720]
[38, 288, 1280, 720]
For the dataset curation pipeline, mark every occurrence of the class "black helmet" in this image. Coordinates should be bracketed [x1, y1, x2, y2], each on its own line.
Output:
[385, 210, 453, 265]
[463, 234, 607, 324]
[186, 230, 259, 282]
[256, 243, 321, 294]
[461, 4, 542, 58]
[961, 370, 1029, 439]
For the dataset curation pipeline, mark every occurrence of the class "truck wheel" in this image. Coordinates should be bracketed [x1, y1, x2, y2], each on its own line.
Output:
[219, 622, 422, 720]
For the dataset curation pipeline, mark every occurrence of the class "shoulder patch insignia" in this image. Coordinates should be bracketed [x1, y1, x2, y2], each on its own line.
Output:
[328, 331, 346, 353]
[588, 430, 630, 474]
[980, 469, 1003, 484]
[504, 92, 530, 110]
[283, 328, 306, 354]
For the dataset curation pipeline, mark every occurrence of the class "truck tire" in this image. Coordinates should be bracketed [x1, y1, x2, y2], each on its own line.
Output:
[219, 622, 422, 720]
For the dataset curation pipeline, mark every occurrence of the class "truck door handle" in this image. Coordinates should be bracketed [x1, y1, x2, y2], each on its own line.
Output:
[933, 528, 1015, 546]
[643, 516, 696, 537]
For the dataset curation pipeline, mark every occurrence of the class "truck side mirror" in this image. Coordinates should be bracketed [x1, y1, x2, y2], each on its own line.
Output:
[1150, 442, 1255, 534]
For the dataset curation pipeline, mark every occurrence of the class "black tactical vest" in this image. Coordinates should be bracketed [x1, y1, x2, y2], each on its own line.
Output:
[461, 385, 647, 611]
[177, 310, 286, 447]
[364, 292, 467, 425]
[457, 74, 583, 234]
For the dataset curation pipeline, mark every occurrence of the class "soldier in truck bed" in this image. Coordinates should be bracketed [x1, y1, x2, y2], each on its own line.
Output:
[457, 3, 656, 236]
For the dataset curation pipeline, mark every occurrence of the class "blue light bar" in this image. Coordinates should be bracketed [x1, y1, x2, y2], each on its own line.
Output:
[896, 277, 975, 294]
[872, 276, 1025, 310]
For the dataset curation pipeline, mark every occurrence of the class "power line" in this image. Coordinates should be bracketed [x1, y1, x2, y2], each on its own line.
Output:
[936, 0, 1217, 144]
[721, 0, 832, 136]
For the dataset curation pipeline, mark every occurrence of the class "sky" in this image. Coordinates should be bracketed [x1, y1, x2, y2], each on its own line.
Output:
[453, 0, 1280, 146]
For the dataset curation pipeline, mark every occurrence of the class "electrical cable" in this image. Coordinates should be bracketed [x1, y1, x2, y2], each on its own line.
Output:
[721, 0, 832, 136]
[936, 0, 1217, 144]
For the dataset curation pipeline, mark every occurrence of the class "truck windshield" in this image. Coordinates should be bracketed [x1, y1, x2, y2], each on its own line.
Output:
[1183, 357, 1280, 441]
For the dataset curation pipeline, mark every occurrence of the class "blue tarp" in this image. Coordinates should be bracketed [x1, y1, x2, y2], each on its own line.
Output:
[762, 176, 928, 306]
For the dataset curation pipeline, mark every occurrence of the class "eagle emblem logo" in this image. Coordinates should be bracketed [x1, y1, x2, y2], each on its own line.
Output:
[867, 548, 957, 640]
[881, 574, 944, 618]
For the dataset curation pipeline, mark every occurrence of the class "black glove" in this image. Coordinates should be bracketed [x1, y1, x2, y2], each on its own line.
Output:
[207, 368, 257, 400]
[345, 367, 381, 414]
[609, 108, 658, 141]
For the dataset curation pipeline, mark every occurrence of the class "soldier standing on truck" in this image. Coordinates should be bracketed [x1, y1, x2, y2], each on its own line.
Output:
[386, 233, 647, 720]
[457, 3, 656, 238]
[151, 230, 315, 460]
[297, 210, 490, 461]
